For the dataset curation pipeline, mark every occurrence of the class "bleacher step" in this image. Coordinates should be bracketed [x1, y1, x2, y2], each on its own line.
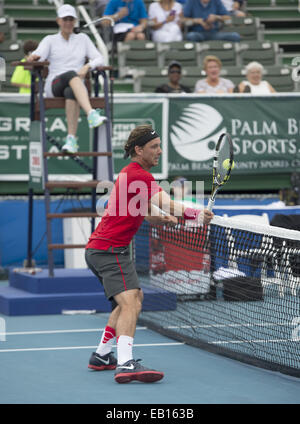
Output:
[264, 30, 300, 42]
[248, 7, 299, 19]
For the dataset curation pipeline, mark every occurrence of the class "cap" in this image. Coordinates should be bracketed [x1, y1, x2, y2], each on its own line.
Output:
[57, 4, 77, 19]
[168, 61, 182, 72]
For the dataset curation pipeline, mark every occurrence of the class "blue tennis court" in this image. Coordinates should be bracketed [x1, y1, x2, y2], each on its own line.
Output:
[1, 301, 300, 405]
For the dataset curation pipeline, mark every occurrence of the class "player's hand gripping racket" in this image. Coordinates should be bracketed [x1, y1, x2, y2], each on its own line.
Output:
[207, 133, 234, 212]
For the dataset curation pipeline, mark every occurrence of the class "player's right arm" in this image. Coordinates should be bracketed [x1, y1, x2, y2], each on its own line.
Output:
[150, 190, 214, 225]
[145, 213, 178, 227]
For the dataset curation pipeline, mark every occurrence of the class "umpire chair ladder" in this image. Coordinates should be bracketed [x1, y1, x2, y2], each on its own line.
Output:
[13, 60, 114, 277]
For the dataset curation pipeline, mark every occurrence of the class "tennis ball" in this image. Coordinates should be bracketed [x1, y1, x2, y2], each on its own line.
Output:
[222, 159, 234, 171]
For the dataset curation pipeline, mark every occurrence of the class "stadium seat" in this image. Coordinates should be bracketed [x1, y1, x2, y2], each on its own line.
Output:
[222, 16, 264, 41]
[0, 15, 17, 42]
[219, 66, 245, 86]
[180, 66, 203, 78]
[263, 65, 296, 92]
[246, 0, 271, 4]
[198, 41, 239, 67]
[0, 40, 23, 62]
[131, 66, 168, 92]
[159, 41, 201, 67]
[275, 0, 298, 4]
[4, 62, 15, 80]
[238, 41, 283, 66]
[0, 15, 10, 36]
[0, 81, 19, 93]
[133, 65, 203, 92]
[181, 66, 206, 91]
[139, 75, 170, 92]
[117, 40, 163, 78]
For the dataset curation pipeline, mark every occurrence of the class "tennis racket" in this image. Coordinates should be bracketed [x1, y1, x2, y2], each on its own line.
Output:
[207, 133, 234, 212]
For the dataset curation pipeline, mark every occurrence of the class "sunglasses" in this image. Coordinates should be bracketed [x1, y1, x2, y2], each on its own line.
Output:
[62, 16, 75, 22]
[169, 69, 181, 74]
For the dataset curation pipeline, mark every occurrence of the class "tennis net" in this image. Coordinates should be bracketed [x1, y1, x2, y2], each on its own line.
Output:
[134, 215, 300, 377]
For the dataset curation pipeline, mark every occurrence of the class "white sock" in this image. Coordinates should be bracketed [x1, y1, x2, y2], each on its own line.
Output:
[117, 335, 134, 365]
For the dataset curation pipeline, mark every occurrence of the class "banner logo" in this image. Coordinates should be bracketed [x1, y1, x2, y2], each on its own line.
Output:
[170, 103, 226, 162]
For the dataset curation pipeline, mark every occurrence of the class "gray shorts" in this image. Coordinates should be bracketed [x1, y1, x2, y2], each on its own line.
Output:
[51, 71, 77, 100]
[85, 246, 140, 301]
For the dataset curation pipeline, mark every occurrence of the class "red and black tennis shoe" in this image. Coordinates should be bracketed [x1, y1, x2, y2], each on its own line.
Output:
[88, 352, 117, 371]
[114, 359, 164, 384]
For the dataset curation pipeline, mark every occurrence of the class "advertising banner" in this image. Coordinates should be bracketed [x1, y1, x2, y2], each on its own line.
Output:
[168, 96, 300, 176]
[0, 94, 299, 182]
[112, 97, 168, 179]
[0, 96, 168, 181]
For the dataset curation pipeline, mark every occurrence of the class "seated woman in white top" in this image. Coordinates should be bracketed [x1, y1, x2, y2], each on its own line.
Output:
[194, 55, 234, 94]
[238, 61, 276, 94]
[27, 4, 106, 153]
[148, 0, 183, 43]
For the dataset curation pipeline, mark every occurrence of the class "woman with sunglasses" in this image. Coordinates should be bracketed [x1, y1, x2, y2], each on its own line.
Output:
[155, 61, 191, 93]
[27, 4, 106, 153]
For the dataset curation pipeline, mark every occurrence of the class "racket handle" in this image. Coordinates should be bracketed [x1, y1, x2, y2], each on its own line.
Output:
[207, 198, 215, 212]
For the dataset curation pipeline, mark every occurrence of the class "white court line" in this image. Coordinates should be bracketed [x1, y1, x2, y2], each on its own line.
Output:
[0, 327, 148, 337]
[0, 342, 184, 353]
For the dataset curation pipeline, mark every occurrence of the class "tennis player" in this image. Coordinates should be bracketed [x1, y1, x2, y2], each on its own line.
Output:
[85, 124, 214, 383]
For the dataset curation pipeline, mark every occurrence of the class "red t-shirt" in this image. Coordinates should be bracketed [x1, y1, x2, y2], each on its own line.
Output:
[86, 162, 162, 250]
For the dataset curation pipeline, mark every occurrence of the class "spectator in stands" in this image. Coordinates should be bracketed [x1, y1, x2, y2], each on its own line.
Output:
[155, 60, 191, 93]
[10, 40, 38, 94]
[183, 0, 240, 42]
[148, 0, 183, 42]
[194, 55, 234, 93]
[221, 0, 246, 17]
[103, 0, 148, 42]
[27, 4, 106, 154]
[238, 61, 276, 93]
